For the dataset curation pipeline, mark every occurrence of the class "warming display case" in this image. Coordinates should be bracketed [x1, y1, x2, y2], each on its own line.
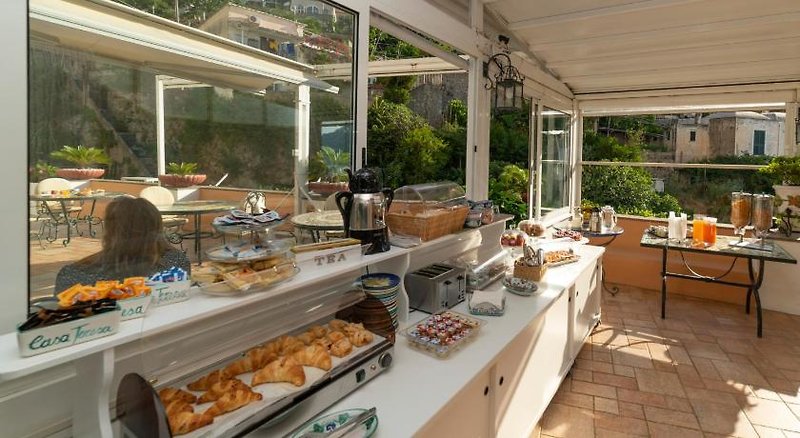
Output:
[386, 181, 469, 241]
[114, 275, 395, 437]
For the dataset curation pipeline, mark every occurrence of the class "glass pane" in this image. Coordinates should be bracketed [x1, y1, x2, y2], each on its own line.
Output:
[489, 103, 530, 223]
[541, 107, 570, 210]
[28, 1, 357, 303]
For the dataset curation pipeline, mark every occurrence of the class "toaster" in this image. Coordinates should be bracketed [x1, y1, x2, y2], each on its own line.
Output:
[405, 263, 467, 313]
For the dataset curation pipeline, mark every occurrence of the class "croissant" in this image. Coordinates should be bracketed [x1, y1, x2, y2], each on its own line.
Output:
[203, 389, 262, 418]
[197, 378, 251, 404]
[328, 319, 348, 331]
[297, 331, 316, 345]
[223, 356, 259, 377]
[187, 369, 231, 391]
[329, 338, 353, 358]
[249, 347, 279, 369]
[343, 323, 365, 336]
[251, 357, 305, 387]
[308, 325, 328, 339]
[313, 336, 333, 350]
[327, 331, 346, 343]
[158, 387, 197, 405]
[274, 335, 305, 355]
[291, 345, 332, 371]
[164, 399, 193, 417]
[168, 412, 213, 436]
[348, 330, 374, 347]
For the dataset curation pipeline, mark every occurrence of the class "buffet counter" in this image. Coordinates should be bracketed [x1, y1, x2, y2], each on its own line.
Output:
[259, 245, 605, 438]
[0, 216, 603, 437]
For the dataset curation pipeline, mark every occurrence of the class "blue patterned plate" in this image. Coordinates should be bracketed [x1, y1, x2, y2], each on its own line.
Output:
[290, 408, 378, 438]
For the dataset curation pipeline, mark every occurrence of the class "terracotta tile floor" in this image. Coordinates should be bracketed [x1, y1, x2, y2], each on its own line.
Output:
[539, 285, 800, 438]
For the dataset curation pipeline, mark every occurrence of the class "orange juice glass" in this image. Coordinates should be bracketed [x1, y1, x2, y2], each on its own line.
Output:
[692, 218, 705, 246]
[703, 217, 717, 247]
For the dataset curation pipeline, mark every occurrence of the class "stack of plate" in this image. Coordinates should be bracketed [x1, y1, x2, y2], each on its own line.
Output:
[358, 273, 400, 330]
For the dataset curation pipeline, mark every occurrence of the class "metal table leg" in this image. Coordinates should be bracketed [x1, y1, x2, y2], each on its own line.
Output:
[661, 245, 668, 319]
[748, 258, 766, 337]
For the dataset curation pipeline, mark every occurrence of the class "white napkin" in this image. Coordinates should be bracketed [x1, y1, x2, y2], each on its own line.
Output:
[470, 289, 504, 308]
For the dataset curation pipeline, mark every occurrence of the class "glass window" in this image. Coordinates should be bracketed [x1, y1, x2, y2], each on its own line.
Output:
[753, 130, 766, 155]
[28, 1, 356, 302]
[540, 107, 571, 210]
[690, 130, 697, 142]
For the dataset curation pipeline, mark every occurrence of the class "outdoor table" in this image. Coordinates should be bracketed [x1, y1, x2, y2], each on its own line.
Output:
[157, 200, 238, 264]
[30, 192, 126, 246]
[640, 232, 797, 337]
[290, 210, 344, 243]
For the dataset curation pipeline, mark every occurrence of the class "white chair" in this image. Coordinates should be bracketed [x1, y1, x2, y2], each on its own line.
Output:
[139, 186, 188, 245]
[34, 177, 83, 244]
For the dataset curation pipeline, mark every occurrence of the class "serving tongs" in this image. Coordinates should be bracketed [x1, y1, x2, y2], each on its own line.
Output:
[297, 407, 377, 438]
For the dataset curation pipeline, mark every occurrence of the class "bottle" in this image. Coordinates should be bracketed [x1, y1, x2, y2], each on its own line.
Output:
[678, 213, 688, 243]
[667, 211, 677, 240]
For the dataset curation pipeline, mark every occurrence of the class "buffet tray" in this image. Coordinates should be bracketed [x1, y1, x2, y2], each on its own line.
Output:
[404, 311, 483, 359]
[173, 331, 389, 438]
[205, 240, 292, 263]
[198, 263, 299, 296]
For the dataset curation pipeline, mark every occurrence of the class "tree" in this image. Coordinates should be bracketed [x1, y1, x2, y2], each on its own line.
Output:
[377, 76, 417, 105]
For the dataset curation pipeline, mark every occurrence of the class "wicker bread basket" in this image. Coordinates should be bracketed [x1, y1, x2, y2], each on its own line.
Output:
[386, 201, 469, 241]
[513, 259, 547, 282]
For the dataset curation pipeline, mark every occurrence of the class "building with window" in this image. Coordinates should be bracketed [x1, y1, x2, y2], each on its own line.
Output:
[199, 3, 305, 61]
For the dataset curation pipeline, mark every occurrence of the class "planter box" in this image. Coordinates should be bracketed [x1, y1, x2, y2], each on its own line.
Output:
[149, 280, 192, 307]
[158, 174, 207, 188]
[56, 168, 105, 180]
[17, 308, 120, 357]
[307, 181, 348, 196]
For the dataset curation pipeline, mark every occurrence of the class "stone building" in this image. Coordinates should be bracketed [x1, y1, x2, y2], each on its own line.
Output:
[672, 111, 785, 162]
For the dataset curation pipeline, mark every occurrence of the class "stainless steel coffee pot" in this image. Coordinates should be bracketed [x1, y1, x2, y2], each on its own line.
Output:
[601, 205, 617, 232]
[335, 168, 394, 254]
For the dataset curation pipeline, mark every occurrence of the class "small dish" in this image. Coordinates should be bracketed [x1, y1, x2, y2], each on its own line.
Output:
[358, 273, 400, 290]
[502, 275, 539, 296]
[290, 408, 378, 438]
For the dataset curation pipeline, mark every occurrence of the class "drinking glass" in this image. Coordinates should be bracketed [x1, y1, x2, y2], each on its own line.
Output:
[703, 217, 717, 247]
[752, 194, 774, 245]
[730, 192, 752, 242]
[692, 216, 706, 247]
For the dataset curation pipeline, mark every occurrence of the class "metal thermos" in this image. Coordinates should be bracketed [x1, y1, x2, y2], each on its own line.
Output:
[589, 208, 601, 233]
[335, 168, 394, 255]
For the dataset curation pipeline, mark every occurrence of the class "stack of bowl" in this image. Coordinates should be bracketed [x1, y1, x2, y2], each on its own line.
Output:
[357, 273, 400, 331]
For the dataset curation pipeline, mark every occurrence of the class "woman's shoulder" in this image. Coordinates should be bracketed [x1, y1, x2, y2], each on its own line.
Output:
[160, 248, 191, 269]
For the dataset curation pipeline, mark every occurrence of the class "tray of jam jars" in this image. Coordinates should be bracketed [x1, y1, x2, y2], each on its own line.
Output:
[404, 310, 484, 358]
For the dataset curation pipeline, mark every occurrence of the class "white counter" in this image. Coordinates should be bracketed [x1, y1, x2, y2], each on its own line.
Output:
[262, 244, 605, 438]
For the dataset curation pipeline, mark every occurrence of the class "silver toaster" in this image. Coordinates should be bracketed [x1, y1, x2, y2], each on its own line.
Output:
[405, 263, 467, 313]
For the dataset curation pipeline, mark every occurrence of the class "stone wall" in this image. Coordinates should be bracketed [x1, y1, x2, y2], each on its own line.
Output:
[408, 73, 468, 128]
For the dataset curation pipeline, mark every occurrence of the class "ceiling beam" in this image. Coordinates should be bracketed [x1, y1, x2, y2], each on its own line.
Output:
[507, 0, 703, 30]
[529, 11, 800, 51]
[547, 36, 800, 69]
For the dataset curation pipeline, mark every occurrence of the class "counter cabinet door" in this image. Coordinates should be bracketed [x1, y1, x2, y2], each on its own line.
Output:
[415, 368, 492, 438]
[570, 259, 601, 361]
[494, 289, 571, 438]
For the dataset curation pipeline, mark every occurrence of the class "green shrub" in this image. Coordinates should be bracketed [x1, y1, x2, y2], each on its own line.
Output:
[489, 164, 528, 223]
[760, 156, 800, 186]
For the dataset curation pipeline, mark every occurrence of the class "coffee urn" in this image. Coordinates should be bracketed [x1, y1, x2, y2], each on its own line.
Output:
[335, 168, 394, 254]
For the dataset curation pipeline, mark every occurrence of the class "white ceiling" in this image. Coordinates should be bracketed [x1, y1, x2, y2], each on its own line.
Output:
[480, 0, 800, 95]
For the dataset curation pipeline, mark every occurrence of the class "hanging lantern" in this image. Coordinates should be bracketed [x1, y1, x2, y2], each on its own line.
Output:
[484, 48, 525, 114]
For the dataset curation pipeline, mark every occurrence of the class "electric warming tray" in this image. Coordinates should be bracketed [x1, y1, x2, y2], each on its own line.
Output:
[118, 323, 393, 438]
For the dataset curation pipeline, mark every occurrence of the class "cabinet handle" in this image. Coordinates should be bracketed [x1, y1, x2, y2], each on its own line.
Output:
[499, 376, 504, 386]
[484, 386, 489, 396]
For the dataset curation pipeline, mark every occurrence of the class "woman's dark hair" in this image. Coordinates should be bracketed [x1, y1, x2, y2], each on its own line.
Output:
[78, 197, 170, 272]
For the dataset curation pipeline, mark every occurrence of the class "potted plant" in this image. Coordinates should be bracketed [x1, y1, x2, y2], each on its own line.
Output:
[307, 146, 350, 195]
[759, 156, 800, 212]
[50, 145, 110, 180]
[29, 161, 57, 183]
[158, 162, 207, 188]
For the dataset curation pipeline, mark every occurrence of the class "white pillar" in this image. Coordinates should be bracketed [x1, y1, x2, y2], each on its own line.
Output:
[466, 0, 489, 200]
[571, 102, 583, 211]
[786, 100, 798, 157]
[294, 85, 311, 217]
[353, 2, 370, 169]
[155, 76, 166, 176]
[0, 0, 27, 333]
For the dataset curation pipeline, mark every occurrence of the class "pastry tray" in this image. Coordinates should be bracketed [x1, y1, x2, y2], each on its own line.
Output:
[198, 263, 299, 296]
[170, 329, 387, 438]
[404, 310, 484, 359]
[205, 240, 292, 263]
[546, 254, 581, 267]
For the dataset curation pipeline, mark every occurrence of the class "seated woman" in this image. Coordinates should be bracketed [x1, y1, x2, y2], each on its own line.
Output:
[55, 196, 191, 293]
